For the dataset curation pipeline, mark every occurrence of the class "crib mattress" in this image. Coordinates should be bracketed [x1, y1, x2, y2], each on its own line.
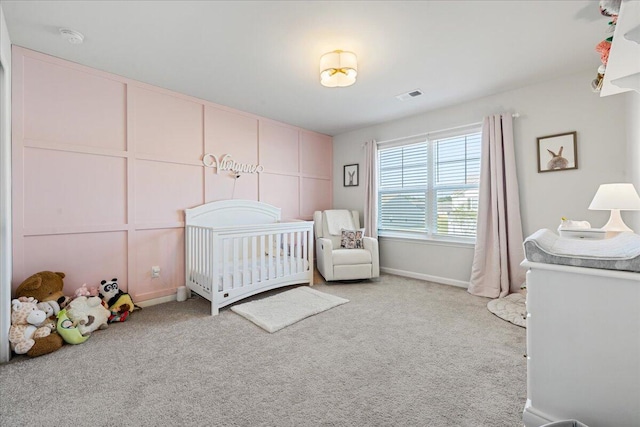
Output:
[189, 257, 310, 292]
[524, 229, 640, 272]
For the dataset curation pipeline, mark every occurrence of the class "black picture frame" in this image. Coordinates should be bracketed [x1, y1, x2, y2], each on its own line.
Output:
[343, 164, 359, 187]
[537, 131, 578, 173]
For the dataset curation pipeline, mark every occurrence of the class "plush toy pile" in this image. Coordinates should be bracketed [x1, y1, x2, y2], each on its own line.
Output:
[9, 271, 139, 357]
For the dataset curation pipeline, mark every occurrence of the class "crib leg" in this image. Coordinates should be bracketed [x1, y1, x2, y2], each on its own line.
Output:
[211, 300, 219, 316]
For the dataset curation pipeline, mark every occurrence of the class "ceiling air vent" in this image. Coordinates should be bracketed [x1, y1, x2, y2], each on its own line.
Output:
[395, 89, 423, 101]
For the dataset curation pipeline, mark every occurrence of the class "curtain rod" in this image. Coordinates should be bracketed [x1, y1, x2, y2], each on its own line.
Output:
[373, 113, 520, 147]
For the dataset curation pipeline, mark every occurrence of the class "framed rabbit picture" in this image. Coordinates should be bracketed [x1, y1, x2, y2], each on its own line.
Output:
[537, 131, 578, 173]
[343, 164, 359, 187]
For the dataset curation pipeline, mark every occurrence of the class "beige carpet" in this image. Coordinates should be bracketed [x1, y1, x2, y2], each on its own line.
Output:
[0, 273, 526, 426]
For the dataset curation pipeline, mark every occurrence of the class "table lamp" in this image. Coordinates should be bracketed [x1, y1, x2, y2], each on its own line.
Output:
[588, 183, 640, 233]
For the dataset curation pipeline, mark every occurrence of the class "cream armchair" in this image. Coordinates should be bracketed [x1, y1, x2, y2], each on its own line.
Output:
[313, 210, 380, 281]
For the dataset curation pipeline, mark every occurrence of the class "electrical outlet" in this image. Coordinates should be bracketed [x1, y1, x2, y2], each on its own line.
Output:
[151, 266, 160, 278]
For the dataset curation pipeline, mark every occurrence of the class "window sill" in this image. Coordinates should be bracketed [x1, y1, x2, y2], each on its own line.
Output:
[378, 231, 475, 249]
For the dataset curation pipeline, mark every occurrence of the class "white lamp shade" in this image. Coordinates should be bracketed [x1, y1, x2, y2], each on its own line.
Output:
[588, 183, 640, 210]
[320, 50, 358, 87]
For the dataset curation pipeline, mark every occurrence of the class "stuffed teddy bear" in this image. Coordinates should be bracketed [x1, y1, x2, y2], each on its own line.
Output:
[99, 278, 137, 323]
[9, 297, 63, 356]
[16, 271, 71, 310]
[66, 296, 110, 336]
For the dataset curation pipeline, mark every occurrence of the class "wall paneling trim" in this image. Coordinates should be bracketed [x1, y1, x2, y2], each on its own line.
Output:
[11, 47, 332, 301]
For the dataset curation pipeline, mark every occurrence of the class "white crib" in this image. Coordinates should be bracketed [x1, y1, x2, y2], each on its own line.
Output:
[185, 200, 314, 315]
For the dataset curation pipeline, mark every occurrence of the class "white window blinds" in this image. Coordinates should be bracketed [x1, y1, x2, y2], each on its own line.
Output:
[379, 142, 428, 232]
[378, 129, 481, 239]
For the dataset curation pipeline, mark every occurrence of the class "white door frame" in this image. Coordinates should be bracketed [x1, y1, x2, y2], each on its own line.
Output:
[0, 5, 12, 363]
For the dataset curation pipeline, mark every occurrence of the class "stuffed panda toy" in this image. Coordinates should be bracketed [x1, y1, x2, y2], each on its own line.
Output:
[98, 278, 137, 323]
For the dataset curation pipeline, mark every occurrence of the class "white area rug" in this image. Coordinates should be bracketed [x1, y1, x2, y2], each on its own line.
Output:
[487, 292, 526, 328]
[231, 286, 349, 333]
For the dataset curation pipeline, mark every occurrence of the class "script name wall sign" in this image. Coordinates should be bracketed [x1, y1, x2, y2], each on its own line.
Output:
[202, 153, 265, 174]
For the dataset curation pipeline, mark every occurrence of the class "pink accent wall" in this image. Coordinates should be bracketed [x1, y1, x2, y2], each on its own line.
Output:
[131, 86, 203, 160]
[11, 47, 332, 301]
[259, 174, 301, 220]
[301, 177, 332, 219]
[135, 160, 203, 224]
[23, 148, 127, 229]
[134, 229, 184, 300]
[22, 56, 126, 150]
[259, 122, 299, 174]
[204, 106, 259, 202]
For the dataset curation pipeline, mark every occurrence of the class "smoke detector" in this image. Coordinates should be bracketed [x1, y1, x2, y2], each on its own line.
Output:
[59, 28, 84, 44]
[395, 89, 423, 101]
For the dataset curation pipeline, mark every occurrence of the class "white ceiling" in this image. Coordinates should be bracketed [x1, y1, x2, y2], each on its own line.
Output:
[2, 1, 606, 136]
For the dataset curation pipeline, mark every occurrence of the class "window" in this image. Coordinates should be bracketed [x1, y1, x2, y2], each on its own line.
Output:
[378, 128, 481, 240]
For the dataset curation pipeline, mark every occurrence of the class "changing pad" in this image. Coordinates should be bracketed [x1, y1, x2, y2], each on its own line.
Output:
[524, 229, 640, 272]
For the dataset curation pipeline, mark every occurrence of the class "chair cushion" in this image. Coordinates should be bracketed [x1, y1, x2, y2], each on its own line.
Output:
[332, 249, 372, 266]
[315, 210, 362, 249]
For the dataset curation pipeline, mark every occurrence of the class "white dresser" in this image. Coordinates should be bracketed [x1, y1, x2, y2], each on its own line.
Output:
[522, 260, 640, 427]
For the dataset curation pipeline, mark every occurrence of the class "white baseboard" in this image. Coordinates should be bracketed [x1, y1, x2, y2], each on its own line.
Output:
[522, 399, 554, 427]
[380, 267, 469, 289]
[136, 293, 177, 308]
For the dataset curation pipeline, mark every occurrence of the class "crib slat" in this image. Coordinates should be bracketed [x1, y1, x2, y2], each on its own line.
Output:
[251, 236, 257, 285]
[185, 227, 191, 288]
[296, 231, 301, 273]
[285, 231, 290, 275]
[233, 238, 240, 288]
[196, 228, 202, 290]
[212, 232, 218, 295]
[202, 228, 207, 288]
[200, 228, 206, 291]
[260, 235, 266, 282]
[283, 232, 289, 277]
[285, 231, 290, 274]
[291, 231, 296, 274]
[275, 233, 281, 278]
[192, 228, 202, 283]
[307, 228, 313, 278]
[223, 238, 230, 291]
[298, 231, 307, 272]
[193, 228, 198, 286]
[303, 229, 308, 272]
[291, 231, 300, 273]
[242, 236, 249, 287]
[269, 234, 274, 279]
[206, 229, 212, 292]
[288, 231, 293, 275]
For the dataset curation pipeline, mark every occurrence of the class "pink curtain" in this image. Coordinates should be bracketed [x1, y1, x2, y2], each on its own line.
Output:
[363, 140, 378, 238]
[468, 114, 526, 298]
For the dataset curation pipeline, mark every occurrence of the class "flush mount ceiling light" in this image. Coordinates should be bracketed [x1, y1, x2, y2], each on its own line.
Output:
[319, 50, 358, 88]
[59, 28, 84, 44]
